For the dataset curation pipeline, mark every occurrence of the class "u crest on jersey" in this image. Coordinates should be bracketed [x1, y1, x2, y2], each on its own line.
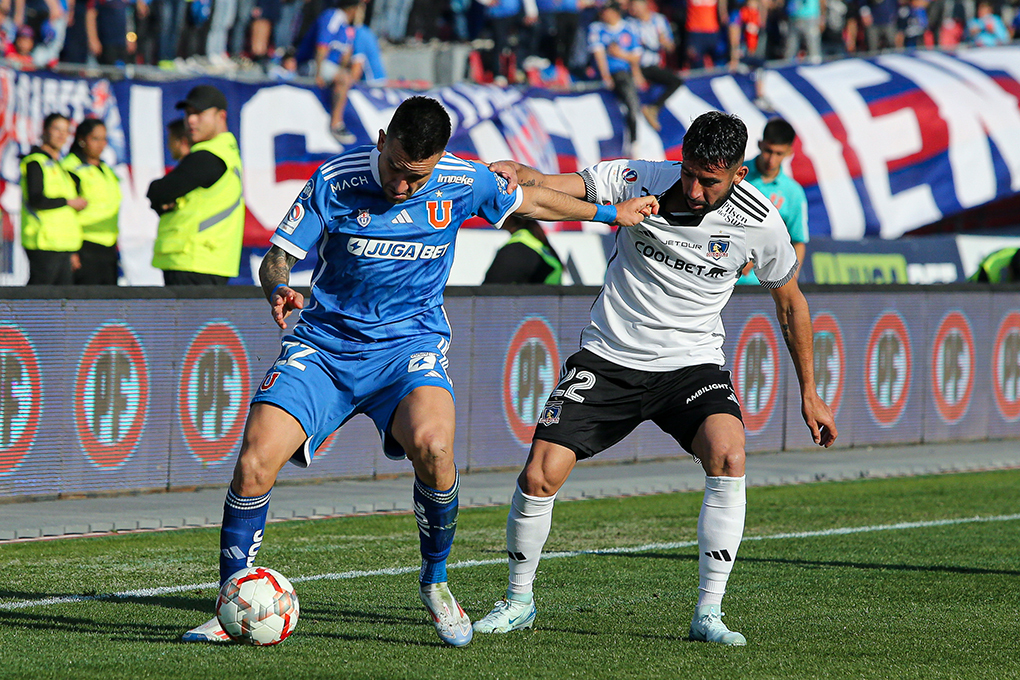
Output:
[427, 200, 453, 230]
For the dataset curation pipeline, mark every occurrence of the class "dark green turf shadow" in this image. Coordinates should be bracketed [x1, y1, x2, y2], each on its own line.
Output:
[0, 609, 182, 642]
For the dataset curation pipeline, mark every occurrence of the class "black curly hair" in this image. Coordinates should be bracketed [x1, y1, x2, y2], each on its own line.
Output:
[681, 111, 748, 171]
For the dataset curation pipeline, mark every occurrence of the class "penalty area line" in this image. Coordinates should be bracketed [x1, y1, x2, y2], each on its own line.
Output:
[2, 513, 1018, 612]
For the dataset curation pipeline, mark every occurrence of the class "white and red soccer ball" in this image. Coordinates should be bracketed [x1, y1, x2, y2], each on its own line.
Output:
[216, 567, 300, 645]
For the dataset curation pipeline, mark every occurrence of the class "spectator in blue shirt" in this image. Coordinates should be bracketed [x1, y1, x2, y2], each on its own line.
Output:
[628, 0, 682, 132]
[313, 0, 358, 144]
[968, 0, 1009, 45]
[588, 0, 643, 148]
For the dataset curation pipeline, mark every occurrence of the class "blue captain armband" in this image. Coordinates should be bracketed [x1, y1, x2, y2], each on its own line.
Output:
[593, 203, 617, 224]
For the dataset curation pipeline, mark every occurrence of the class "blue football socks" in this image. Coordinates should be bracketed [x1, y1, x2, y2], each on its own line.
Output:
[414, 471, 459, 585]
[219, 487, 271, 586]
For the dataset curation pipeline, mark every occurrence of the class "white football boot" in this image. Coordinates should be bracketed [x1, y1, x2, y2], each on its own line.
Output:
[473, 593, 537, 633]
[419, 582, 473, 647]
[689, 605, 747, 646]
[181, 617, 231, 643]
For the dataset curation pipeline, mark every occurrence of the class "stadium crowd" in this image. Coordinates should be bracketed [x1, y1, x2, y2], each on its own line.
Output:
[0, 0, 1016, 84]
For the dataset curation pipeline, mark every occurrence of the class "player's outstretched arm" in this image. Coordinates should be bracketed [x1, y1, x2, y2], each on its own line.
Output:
[260, 245, 305, 330]
[770, 277, 838, 448]
[516, 185, 658, 227]
[488, 160, 587, 198]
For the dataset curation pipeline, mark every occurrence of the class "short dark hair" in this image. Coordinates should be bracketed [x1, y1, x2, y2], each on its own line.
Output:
[681, 111, 747, 171]
[73, 117, 105, 148]
[387, 96, 452, 161]
[167, 118, 187, 140]
[43, 112, 68, 133]
[762, 118, 796, 146]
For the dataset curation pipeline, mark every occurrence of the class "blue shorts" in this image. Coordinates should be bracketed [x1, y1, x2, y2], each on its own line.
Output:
[251, 333, 454, 467]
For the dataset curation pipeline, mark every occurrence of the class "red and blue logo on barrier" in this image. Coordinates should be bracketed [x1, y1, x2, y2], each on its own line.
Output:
[865, 311, 912, 427]
[930, 311, 974, 425]
[733, 314, 779, 434]
[812, 312, 845, 416]
[73, 323, 150, 469]
[0, 325, 42, 476]
[992, 311, 1020, 422]
[503, 317, 560, 447]
[178, 322, 250, 464]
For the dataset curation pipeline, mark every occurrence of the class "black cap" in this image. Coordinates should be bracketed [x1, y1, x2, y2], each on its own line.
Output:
[175, 85, 228, 112]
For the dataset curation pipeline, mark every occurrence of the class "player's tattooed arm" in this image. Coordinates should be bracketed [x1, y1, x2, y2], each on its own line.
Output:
[488, 160, 587, 198]
[260, 245, 298, 299]
[260, 245, 305, 330]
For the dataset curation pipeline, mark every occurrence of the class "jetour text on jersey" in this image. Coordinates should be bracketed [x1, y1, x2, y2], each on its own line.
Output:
[633, 239, 727, 278]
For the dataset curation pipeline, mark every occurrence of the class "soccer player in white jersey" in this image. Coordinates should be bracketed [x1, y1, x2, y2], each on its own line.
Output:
[475, 111, 837, 645]
[180, 96, 657, 647]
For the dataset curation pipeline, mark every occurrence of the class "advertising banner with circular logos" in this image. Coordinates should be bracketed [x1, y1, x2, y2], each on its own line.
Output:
[73, 323, 150, 469]
[930, 311, 974, 425]
[992, 311, 1020, 423]
[865, 310, 912, 428]
[178, 322, 251, 464]
[502, 317, 560, 447]
[812, 312, 845, 417]
[732, 313, 779, 435]
[0, 325, 42, 478]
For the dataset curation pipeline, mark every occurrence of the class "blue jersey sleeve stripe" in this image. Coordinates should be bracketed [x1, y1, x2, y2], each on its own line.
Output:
[320, 150, 372, 174]
[321, 157, 373, 178]
[322, 163, 372, 181]
[270, 232, 309, 260]
[492, 186, 524, 229]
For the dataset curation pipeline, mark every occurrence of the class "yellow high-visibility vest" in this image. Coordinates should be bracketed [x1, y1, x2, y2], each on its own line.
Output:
[19, 151, 82, 252]
[62, 155, 122, 248]
[152, 131, 244, 278]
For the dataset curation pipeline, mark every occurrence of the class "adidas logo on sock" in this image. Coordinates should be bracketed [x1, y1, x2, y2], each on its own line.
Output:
[222, 546, 246, 560]
[704, 549, 733, 562]
[508, 550, 527, 561]
[391, 209, 413, 224]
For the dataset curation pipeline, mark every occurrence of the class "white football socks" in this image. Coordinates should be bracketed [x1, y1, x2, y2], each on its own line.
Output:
[506, 484, 557, 596]
[697, 475, 746, 607]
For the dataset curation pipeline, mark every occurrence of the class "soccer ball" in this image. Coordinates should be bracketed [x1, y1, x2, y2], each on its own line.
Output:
[216, 567, 300, 645]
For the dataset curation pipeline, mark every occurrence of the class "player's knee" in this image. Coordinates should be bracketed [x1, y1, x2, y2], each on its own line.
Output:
[233, 446, 280, 496]
[519, 466, 559, 497]
[405, 429, 455, 473]
[702, 440, 746, 476]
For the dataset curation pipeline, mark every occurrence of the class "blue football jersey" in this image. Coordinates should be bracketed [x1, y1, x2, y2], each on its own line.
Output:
[270, 145, 523, 352]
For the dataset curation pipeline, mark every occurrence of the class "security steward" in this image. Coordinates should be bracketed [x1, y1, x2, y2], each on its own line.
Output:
[969, 247, 1020, 283]
[484, 215, 564, 285]
[147, 85, 244, 286]
[21, 112, 87, 285]
[63, 118, 123, 285]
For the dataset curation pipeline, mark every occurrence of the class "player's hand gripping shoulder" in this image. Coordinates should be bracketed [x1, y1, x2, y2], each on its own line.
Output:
[260, 245, 304, 330]
[613, 195, 660, 227]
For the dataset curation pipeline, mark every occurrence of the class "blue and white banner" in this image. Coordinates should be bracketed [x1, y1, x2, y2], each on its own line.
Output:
[0, 46, 1018, 284]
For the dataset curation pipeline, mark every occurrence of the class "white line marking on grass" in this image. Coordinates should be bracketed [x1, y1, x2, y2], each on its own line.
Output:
[3, 513, 1018, 612]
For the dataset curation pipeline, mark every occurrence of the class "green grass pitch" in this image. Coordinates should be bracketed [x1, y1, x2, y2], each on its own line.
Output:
[1, 470, 1018, 679]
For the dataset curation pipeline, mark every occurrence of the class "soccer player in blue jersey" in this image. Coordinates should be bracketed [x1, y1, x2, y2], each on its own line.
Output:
[182, 96, 658, 647]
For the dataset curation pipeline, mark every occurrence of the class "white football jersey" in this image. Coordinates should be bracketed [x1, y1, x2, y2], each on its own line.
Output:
[578, 159, 799, 371]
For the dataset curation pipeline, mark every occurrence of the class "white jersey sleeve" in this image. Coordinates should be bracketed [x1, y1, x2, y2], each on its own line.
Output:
[734, 182, 800, 288]
[578, 159, 682, 205]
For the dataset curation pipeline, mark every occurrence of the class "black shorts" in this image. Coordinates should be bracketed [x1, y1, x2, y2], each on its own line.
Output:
[535, 349, 743, 458]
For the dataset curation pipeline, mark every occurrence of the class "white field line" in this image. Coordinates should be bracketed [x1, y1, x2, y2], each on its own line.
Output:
[2, 513, 1018, 612]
